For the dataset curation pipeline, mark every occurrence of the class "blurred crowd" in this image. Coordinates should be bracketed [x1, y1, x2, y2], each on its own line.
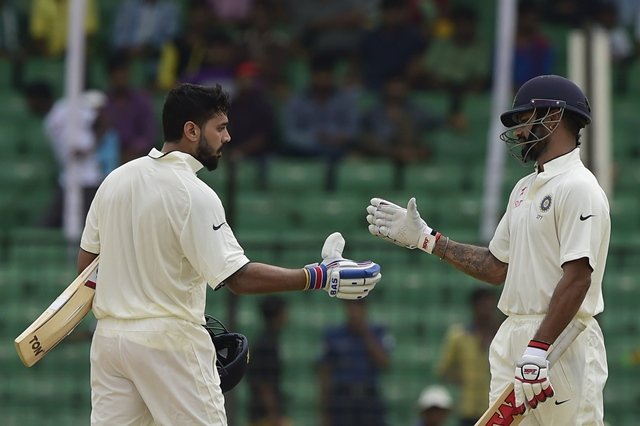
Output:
[3, 0, 640, 219]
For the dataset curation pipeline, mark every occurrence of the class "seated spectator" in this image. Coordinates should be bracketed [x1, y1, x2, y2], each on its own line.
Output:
[181, 29, 239, 96]
[281, 53, 361, 190]
[237, 0, 293, 91]
[415, 385, 453, 426]
[360, 74, 444, 180]
[29, 0, 98, 57]
[359, 0, 426, 92]
[103, 52, 157, 164]
[512, 3, 554, 91]
[411, 5, 489, 130]
[228, 61, 277, 190]
[287, 0, 372, 61]
[156, 0, 216, 91]
[111, 0, 181, 85]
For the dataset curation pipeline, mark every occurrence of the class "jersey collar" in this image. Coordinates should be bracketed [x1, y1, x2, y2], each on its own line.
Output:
[535, 147, 582, 178]
[148, 148, 204, 173]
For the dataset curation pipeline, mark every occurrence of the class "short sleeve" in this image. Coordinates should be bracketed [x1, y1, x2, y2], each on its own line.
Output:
[557, 178, 610, 270]
[80, 185, 101, 254]
[180, 187, 249, 288]
[489, 210, 510, 263]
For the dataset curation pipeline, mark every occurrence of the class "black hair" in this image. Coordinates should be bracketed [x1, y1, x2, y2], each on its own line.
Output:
[162, 83, 230, 142]
[563, 110, 584, 146]
[106, 50, 131, 74]
[259, 296, 286, 321]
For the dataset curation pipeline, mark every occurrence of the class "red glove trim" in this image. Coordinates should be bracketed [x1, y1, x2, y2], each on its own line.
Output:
[528, 340, 551, 351]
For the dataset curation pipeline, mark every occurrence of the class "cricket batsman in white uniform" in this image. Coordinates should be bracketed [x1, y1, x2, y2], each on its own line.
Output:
[367, 75, 610, 424]
[77, 83, 382, 426]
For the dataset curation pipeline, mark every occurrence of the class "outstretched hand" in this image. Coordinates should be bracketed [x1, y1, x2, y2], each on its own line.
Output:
[366, 198, 440, 254]
[304, 232, 382, 299]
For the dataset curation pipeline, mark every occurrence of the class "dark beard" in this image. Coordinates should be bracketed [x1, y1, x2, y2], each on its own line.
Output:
[195, 134, 219, 171]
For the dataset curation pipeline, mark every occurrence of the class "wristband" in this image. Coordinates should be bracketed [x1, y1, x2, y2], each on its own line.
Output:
[524, 339, 551, 358]
[304, 264, 328, 290]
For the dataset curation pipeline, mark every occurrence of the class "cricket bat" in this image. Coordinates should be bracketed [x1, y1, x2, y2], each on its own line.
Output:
[474, 320, 587, 426]
[15, 256, 99, 367]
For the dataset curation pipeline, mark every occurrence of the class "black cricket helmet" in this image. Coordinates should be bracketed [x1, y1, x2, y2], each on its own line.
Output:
[203, 315, 250, 393]
[499, 75, 591, 163]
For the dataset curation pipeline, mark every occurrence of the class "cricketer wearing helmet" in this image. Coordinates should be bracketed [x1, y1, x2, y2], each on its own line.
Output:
[367, 75, 610, 424]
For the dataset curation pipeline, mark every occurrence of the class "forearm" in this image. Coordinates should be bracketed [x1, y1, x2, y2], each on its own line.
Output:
[433, 238, 507, 285]
[77, 248, 99, 275]
[224, 262, 307, 295]
[534, 274, 590, 345]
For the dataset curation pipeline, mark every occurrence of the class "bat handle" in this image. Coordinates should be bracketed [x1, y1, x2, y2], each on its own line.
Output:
[547, 319, 587, 366]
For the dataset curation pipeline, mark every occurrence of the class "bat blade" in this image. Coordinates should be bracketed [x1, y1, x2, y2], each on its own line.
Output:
[14, 256, 99, 367]
[474, 320, 587, 426]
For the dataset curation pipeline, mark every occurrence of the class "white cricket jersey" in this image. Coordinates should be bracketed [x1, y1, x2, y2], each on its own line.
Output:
[489, 148, 610, 316]
[80, 148, 249, 324]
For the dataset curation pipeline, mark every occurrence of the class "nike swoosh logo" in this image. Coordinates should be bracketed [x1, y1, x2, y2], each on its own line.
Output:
[579, 214, 595, 221]
[212, 222, 226, 231]
[555, 399, 570, 405]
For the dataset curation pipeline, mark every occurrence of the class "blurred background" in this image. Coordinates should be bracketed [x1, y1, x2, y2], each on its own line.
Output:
[0, 0, 639, 425]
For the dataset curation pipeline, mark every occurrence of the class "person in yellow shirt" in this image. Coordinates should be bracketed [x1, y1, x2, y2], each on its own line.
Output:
[29, 0, 98, 57]
[437, 288, 499, 425]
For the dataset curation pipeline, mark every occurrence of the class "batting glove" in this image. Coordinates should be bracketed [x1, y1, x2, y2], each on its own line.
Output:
[366, 197, 441, 253]
[514, 340, 554, 412]
[304, 232, 381, 299]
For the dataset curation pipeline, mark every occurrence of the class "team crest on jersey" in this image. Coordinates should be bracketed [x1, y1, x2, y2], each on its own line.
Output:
[539, 195, 552, 213]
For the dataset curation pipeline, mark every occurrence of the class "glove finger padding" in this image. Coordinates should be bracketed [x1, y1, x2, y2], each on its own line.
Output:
[370, 197, 403, 210]
[514, 382, 528, 415]
[515, 354, 553, 410]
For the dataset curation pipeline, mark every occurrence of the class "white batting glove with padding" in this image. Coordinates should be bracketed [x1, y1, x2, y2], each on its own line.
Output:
[304, 232, 381, 299]
[514, 340, 554, 412]
[366, 197, 441, 253]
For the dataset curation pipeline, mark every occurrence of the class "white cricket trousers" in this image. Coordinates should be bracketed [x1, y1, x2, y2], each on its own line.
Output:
[489, 315, 607, 425]
[90, 317, 227, 426]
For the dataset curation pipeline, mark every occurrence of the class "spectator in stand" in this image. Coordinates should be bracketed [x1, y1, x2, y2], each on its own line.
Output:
[360, 74, 444, 185]
[156, 0, 216, 91]
[181, 29, 239, 96]
[29, 0, 98, 57]
[414, 385, 453, 426]
[596, 2, 637, 94]
[287, 0, 373, 61]
[359, 0, 426, 92]
[247, 296, 291, 426]
[512, 3, 554, 91]
[237, 0, 293, 92]
[111, 0, 182, 86]
[23, 81, 105, 228]
[319, 299, 393, 426]
[437, 287, 500, 425]
[411, 5, 489, 130]
[282, 53, 361, 190]
[228, 61, 277, 190]
[103, 52, 157, 164]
